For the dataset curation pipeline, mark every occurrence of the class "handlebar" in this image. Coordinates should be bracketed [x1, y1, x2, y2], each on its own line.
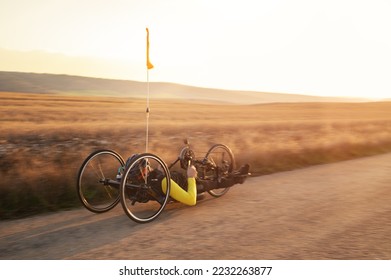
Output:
[193, 158, 216, 169]
[168, 146, 216, 170]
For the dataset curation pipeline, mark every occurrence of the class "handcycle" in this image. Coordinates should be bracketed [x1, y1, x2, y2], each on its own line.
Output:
[77, 140, 249, 223]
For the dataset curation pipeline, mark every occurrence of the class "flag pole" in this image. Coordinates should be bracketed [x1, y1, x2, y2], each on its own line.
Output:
[145, 28, 153, 153]
[146, 68, 150, 153]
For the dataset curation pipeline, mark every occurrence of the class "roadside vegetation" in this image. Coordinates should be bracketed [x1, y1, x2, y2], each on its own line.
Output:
[1, 92, 391, 219]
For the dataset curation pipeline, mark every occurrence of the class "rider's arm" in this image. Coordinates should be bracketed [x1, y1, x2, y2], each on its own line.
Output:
[186, 166, 197, 205]
[161, 166, 197, 206]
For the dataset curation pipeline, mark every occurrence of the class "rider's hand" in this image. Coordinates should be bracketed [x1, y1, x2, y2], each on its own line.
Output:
[187, 165, 197, 178]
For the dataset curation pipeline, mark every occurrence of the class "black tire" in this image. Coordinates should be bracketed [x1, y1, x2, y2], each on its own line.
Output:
[77, 149, 124, 213]
[120, 153, 171, 223]
[204, 144, 235, 197]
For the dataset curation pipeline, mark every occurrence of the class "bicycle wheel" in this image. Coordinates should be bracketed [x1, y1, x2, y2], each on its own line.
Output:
[120, 153, 171, 223]
[204, 144, 235, 197]
[77, 149, 124, 213]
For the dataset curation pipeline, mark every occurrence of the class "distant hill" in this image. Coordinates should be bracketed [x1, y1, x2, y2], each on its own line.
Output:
[0, 71, 368, 104]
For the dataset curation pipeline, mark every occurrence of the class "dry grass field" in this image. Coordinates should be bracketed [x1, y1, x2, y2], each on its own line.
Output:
[1, 92, 391, 218]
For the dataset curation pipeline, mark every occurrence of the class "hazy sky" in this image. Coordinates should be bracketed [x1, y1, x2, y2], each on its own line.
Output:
[1, 0, 391, 99]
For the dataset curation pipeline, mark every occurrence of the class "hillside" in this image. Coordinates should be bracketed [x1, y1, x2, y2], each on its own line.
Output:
[0, 71, 368, 104]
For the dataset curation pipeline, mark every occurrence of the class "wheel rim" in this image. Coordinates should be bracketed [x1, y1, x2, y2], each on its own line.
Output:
[120, 153, 171, 223]
[77, 150, 124, 213]
[205, 144, 235, 197]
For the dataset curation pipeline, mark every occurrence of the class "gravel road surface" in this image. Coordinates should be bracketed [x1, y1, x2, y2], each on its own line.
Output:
[1, 153, 391, 260]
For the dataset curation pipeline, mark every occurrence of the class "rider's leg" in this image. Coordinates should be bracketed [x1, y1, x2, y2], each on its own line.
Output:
[161, 177, 197, 206]
[219, 163, 250, 187]
[200, 163, 250, 191]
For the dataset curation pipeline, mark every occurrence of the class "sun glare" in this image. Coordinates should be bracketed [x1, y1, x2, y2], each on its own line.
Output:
[1, 0, 391, 99]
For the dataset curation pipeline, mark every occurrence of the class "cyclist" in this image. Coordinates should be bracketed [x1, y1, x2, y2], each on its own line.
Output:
[124, 154, 250, 206]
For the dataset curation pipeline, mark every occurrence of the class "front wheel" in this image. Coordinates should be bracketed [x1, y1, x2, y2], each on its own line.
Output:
[120, 153, 171, 223]
[77, 149, 124, 213]
[204, 144, 235, 197]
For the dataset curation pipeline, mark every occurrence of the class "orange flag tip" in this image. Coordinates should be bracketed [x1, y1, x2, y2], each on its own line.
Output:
[146, 28, 154, 70]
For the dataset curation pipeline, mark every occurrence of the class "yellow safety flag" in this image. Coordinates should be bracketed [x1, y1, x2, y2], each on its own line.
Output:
[146, 28, 154, 70]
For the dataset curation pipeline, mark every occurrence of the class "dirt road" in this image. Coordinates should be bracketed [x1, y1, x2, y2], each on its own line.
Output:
[1, 153, 391, 260]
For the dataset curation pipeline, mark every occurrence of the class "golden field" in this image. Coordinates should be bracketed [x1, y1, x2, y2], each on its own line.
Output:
[1, 92, 391, 218]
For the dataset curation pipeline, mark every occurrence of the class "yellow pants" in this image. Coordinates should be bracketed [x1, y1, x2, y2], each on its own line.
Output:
[161, 177, 197, 206]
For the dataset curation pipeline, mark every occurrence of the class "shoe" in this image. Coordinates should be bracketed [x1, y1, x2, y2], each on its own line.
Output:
[234, 164, 250, 175]
[233, 164, 250, 184]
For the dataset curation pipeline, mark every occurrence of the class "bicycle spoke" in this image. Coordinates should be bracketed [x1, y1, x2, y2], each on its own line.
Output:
[90, 162, 103, 180]
[97, 161, 105, 179]
[104, 185, 113, 199]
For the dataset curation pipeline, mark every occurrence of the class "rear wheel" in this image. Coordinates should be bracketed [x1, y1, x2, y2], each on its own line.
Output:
[120, 153, 171, 223]
[204, 144, 235, 197]
[77, 150, 124, 213]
